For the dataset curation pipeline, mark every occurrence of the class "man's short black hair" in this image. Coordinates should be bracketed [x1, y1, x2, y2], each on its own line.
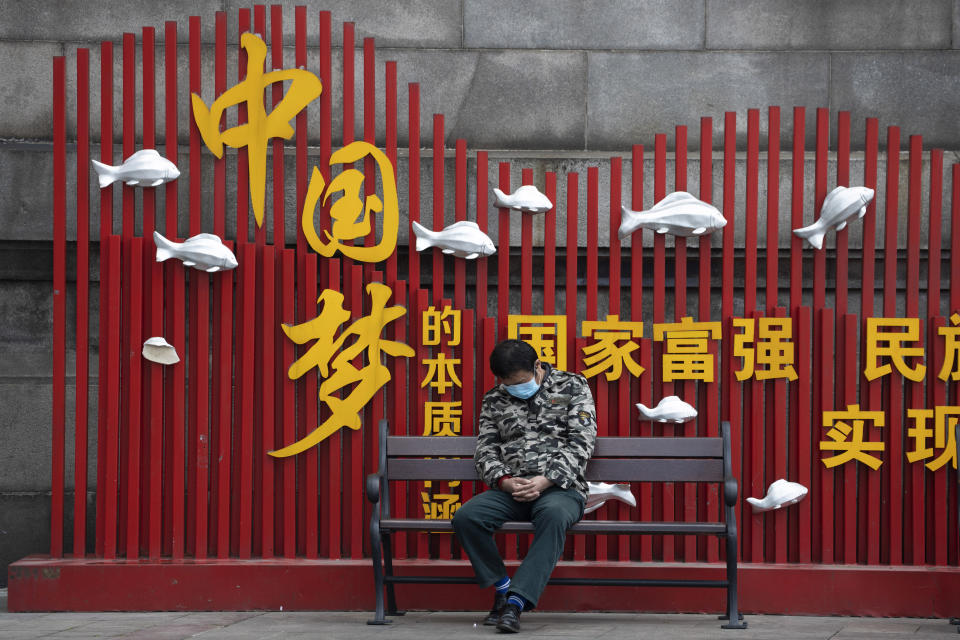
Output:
[489, 339, 538, 379]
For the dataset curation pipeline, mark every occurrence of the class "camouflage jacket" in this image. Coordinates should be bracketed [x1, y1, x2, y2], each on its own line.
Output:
[475, 364, 597, 500]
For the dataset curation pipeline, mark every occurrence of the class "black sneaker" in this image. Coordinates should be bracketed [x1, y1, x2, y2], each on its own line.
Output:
[496, 602, 522, 633]
[483, 592, 507, 626]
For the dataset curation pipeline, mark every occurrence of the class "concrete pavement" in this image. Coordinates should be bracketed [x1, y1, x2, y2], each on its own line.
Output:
[0, 590, 956, 639]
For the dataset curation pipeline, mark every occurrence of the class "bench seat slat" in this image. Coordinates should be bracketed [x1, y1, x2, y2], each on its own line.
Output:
[386, 457, 725, 482]
[385, 436, 724, 458]
[380, 518, 726, 535]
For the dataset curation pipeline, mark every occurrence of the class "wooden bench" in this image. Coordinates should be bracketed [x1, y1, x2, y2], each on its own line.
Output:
[366, 419, 746, 628]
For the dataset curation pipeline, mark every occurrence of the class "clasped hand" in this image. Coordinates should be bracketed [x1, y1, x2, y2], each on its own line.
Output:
[502, 475, 553, 502]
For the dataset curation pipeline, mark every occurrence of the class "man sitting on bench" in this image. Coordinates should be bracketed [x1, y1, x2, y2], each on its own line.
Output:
[452, 339, 597, 634]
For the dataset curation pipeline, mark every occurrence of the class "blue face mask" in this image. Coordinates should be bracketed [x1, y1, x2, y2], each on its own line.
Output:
[505, 376, 540, 399]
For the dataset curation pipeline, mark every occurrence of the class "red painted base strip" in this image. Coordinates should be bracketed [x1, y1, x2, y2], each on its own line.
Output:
[8, 556, 960, 617]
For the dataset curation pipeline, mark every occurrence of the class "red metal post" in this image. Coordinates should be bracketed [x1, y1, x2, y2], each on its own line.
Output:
[74, 47, 91, 558]
[433, 115, 446, 305]
[522, 168, 534, 315]
[52, 56, 66, 559]
[499, 162, 511, 341]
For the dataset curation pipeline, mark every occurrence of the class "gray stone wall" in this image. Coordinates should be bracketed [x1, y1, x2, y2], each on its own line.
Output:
[1, 1, 959, 583]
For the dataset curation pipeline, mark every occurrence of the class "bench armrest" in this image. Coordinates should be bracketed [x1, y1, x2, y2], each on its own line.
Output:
[366, 472, 382, 504]
[723, 477, 738, 507]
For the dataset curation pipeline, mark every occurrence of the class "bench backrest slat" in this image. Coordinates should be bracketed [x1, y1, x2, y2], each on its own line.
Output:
[386, 457, 724, 483]
[385, 436, 723, 459]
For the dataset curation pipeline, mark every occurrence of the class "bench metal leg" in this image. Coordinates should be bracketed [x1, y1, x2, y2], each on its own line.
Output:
[383, 533, 405, 616]
[367, 520, 392, 625]
[719, 533, 747, 629]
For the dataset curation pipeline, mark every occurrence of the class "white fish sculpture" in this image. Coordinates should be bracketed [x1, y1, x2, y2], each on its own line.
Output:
[142, 337, 180, 365]
[411, 220, 496, 259]
[492, 185, 553, 213]
[635, 396, 698, 423]
[618, 191, 727, 239]
[746, 479, 808, 512]
[92, 149, 180, 188]
[153, 231, 238, 273]
[792, 186, 875, 250]
[584, 482, 637, 515]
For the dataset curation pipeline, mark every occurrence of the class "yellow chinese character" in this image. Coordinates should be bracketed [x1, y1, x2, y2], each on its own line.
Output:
[652, 317, 722, 382]
[422, 306, 462, 347]
[819, 404, 885, 470]
[581, 315, 644, 381]
[423, 401, 462, 436]
[937, 313, 960, 382]
[269, 282, 413, 457]
[507, 315, 568, 370]
[192, 33, 322, 229]
[906, 406, 959, 471]
[863, 318, 926, 381]
[300, 142, 399, 263]
[420, 489, 462, 520]
[420, 353, 462, 395]
[733, 318, 798, 382]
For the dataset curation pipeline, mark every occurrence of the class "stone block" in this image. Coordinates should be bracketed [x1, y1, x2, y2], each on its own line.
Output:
[0, 380, 98, 492]
[0, 42, 61, 141]
[463, 0, 704, 50]
[830, 52, 960, 150]
[223, 0, 462, 48]
[586, 52, 830, 151]
[447, 50, 587, 149]
[955, 0, 960, 48]
[0, 491, 97, 587]
[706, 0, 952, 50]
[0, 1, 221, 44]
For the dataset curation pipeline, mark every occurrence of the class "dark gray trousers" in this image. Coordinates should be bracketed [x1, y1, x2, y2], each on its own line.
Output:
[451, 486, 585, 607]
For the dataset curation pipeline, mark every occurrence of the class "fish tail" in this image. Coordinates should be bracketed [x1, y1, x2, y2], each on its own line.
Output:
[492, 188, 508, 207]
[91, 159, 117, 188]
[411, 221, 433, 252]
[636, 402, 650, 414]
[618, 206, 640, 239]
[792, 224, 824, 250]
[152, 231, 175, 262]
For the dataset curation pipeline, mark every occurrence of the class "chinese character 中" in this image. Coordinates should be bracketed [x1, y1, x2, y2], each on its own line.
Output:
[269, 282, 413, 457]
[192, 32, 322, 229]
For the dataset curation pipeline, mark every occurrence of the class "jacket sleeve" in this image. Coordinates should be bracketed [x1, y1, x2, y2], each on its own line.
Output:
[543, 374, 597, 490]
[474, 393, 513, 489]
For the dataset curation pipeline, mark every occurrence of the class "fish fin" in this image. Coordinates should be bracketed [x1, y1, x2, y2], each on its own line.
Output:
[191, 233, 222, 241]
[657, 418, 668, 422]
[149, 179, 164, 187]
[182, 261, 196, 267]
[692, 227, 706, 235]
[445, 220, 480, 230]
[464, 253, 479, 260]
[857, 205, 867, 219]
[125, 180, 139, 186]
[205, 266, 220, 272]
[656, 227, 669, 234]
[152, 231, 175, 262]
[792, 224, 825, 250]
[441, 248, 455, 255]
[91, 159, 117, 188]
[836, 221, 847, 231]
